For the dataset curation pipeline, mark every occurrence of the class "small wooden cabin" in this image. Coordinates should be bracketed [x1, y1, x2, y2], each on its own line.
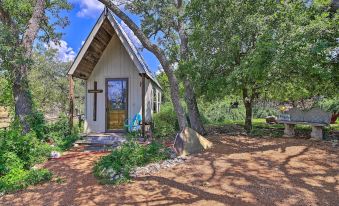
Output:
[67, 10, 162, 135]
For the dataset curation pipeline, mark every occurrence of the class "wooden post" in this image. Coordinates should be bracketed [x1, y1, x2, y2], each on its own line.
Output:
[68, 75, 74, 131]
[78, 114, 82, 128]
[141, 74, 146, 138]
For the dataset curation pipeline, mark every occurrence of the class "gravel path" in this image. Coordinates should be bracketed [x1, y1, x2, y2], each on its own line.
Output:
[1, 134, 338, 206]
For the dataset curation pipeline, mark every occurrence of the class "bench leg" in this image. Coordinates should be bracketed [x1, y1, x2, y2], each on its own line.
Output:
[283, 124, 295, 137]
[311, 126, 323, 140]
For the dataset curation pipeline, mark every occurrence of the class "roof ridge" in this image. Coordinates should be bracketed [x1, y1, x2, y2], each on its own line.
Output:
[109, 11, 161, 88]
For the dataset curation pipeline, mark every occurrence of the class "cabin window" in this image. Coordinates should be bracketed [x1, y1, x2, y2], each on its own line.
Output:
[157, 91, 161, 112]
[151, 88, 154, 111]
[153, 89, 158, 113]
[152, 87, 161, 113]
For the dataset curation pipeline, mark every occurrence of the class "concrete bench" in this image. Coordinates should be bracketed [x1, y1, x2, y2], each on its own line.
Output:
[277, 108, 331, 140]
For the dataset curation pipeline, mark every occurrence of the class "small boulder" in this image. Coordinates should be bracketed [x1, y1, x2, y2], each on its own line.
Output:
[50, 151, 61, 158]
[173, 127, 213, 156]
[265, 116, 277, 124]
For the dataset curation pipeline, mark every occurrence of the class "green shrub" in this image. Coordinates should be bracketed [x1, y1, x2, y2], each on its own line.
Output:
[25, 169, 52, 185]
[46, 115, 70, 137]
[198, 98, 281, 123]
[0, 114, 79, 194]
[0, 126, 53, 194]
[0, 152, 24, 175]
[0, 130, 52, 171]
[45, 115, 80, 150]
[29, 112, 47, 140]
[316, 96, 339, 113]
[94, 140, 170, 184]
[253, 106, 279, 118]
[199, 98, 245, 123]
[0, 168, 52, 193]
[153, 102, 179, 139]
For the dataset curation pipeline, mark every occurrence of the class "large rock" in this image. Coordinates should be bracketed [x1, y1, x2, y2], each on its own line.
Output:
[265, 116, 277, 124]
[173, 127, 213, 156]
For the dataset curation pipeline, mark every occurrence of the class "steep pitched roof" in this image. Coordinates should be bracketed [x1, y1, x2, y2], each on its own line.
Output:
[68, 10, 161, 88]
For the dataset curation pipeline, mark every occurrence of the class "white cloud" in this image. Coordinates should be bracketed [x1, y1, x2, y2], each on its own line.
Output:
[155, 65, 163, 76]
[120, 20, 143, 50]
[81, 40, 85, 45]
[72, 0, 104, 18]
[45, 40, 76, 62]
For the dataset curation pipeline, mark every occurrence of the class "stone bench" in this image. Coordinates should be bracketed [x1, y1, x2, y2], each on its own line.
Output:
[277, 108, 331, 140]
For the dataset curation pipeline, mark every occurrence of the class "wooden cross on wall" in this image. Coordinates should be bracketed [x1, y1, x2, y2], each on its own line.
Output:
[88, 81, 103, 121]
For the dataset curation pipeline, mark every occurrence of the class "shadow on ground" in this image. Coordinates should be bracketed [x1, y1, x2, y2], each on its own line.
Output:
[1, 133, 338, 206]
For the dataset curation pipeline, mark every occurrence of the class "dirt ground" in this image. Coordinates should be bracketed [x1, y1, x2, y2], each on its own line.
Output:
[1, 134, 338, 206]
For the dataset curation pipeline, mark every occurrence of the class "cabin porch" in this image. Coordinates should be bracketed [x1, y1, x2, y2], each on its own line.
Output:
[74, 132, 126, 152]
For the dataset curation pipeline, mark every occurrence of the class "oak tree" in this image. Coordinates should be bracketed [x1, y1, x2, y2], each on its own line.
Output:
[189, 0, 338, 132]
[0, 0, 71, 133]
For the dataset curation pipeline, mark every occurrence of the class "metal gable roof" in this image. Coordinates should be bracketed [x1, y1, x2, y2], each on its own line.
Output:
[68, 10, 161, 89]
[107, 12, 161, 89]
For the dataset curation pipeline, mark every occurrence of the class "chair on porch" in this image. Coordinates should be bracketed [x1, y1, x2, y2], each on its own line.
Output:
[124, 113, 142, 132]
[124, 114, 153, 140]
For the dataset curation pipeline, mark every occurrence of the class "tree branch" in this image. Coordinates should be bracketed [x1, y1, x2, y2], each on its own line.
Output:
[22, 0, 46, 57]
[99, 0, 170, 68]
[176, 0, 188, 61]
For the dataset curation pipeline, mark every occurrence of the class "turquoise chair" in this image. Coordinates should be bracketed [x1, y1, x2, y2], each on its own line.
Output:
[124, 113, 142, 132]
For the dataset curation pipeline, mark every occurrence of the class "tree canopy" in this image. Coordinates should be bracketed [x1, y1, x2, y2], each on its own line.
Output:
[188, 0, 338, 131]
[0, 0, 71, 132]
[189, 0, 338, 99]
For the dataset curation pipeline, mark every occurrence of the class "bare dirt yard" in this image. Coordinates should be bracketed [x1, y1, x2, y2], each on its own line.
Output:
[1, 131, 338, 206]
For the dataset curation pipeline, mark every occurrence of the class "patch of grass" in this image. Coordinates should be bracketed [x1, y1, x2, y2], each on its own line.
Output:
[330, 122, 339, 131]
[93, 140, 170, 185]
[250, 127, 284, 137]
[54, 176, 65, 184]
[211, 118, 338, 138]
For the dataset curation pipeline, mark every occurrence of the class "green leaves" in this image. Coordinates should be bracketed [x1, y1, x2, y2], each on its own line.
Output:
[0, 0, 72, 82]
[0, 167, 52, 193]
[2, 0, 33, 24]
[29, 48, 72, 114]
[189, 0, 338, 101]
[93, 140, 170, 184]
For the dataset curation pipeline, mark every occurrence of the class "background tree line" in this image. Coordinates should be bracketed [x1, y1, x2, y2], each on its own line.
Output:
[0, 0, 338, 136]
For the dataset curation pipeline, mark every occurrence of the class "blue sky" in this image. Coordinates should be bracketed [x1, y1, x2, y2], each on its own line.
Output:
[52, 0, 160, 74]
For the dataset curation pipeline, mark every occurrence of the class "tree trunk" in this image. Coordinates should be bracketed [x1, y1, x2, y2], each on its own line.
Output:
[12, 0, 46, 133]
[68, 75, 74, 131]
[177, 1, 206, 134]
[12, 72, 33, 133]
[184, 79, 207, 134]
[165, 66, 187, 130]
[100, 0, 188, 130]
[242, 88, 253, 133]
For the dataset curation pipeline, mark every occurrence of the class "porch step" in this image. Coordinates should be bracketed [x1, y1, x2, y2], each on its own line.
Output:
[83, 145, 114, 152]
[75, 140, 123, 146]
[75, 134, 126, 146]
